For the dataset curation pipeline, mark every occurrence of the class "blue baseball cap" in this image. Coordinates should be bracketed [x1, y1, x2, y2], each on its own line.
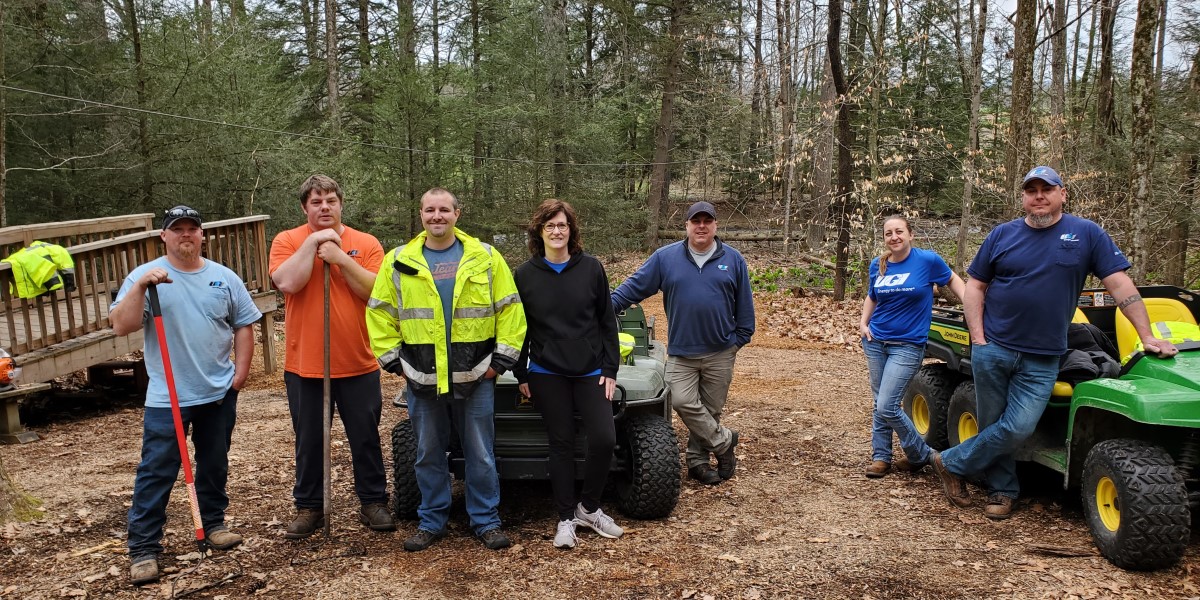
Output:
[1022, 166, 1063, 188]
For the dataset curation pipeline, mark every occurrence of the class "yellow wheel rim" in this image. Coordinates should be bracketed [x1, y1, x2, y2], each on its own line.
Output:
[957, 411, 978, 442]
[1096, 476, 1120, 532]
[912, 395, 930, 435]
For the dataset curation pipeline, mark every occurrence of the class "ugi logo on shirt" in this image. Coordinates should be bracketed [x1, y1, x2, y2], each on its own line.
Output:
[1060, 233, 1078, 242]
[874, 273, 910, 288]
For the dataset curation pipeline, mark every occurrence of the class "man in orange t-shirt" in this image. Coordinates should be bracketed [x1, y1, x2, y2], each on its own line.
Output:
[269, 174, 395, 538]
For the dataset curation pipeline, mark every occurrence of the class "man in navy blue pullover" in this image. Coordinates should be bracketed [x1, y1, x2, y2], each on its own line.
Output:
[612, 201, 755, 485]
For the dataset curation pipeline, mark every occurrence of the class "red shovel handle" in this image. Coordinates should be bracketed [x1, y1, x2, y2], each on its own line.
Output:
[147, 284, 207, 549]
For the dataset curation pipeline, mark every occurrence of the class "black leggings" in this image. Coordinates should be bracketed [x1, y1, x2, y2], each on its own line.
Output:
[528, 373, 617, 520]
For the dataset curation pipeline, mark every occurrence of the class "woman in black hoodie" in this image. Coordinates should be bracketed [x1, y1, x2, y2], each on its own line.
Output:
[514, 199, 623, 549]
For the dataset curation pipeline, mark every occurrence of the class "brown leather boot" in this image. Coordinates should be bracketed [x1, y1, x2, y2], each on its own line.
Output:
[984, 494, 1015, 520]
[285, 508, 325, 539]
[930, 451, 970, 508]
[864, 460, 891, 478]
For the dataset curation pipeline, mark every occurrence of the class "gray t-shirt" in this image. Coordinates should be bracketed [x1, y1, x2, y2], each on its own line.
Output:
[689, 243, 717, 269]
[423, 239, 464, 346]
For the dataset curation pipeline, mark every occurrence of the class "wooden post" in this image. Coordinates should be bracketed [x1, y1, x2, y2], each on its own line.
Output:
[0, 384, 50, 444]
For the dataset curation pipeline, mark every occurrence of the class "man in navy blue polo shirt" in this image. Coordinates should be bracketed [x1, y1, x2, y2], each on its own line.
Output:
[930, 166, 1177, 520]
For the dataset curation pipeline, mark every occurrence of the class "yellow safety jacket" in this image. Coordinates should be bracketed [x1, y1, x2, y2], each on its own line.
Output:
[1126, 320, 1200, 363]
[366, 228, 526, 401]
[2, 241, 76, 299]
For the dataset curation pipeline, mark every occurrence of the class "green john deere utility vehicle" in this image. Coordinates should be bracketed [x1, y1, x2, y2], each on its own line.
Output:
[903, 285, 1200, 570]
[390, 304, 681, 521]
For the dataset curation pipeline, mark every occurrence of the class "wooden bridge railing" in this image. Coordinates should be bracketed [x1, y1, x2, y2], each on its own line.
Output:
[0, 215, 277, 381]
[0, 214, 156, 259]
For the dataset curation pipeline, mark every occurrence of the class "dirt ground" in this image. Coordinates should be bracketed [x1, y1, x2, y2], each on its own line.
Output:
[4, 265, 1200, 598]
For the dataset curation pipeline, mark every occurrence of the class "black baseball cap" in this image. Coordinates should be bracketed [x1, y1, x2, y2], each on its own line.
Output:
[162, 205, 203, 229]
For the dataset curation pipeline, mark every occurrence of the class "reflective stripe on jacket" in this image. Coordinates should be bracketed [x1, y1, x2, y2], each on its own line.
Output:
[1, 241, 76, 299]
[366, 228, 526, 400]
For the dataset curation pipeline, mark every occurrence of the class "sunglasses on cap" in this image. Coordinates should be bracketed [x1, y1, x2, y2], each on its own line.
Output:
[165, 207, 201, 219]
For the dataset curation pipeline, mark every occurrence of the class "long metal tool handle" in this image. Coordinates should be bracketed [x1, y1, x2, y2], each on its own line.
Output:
[322, 262, 332, 538]
[148, 284, 207, 552]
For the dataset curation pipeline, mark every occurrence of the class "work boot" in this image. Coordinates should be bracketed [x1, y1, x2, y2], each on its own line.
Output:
[478, 528, 511, 550]
[930, 451, 970, 508]
[985, 494, 1015, 520]
[285, 508, 325, 540]
[129, 557, 159, 586]
[688, 465, 721, 485]
[206, 528, 243, 551]
[864, 460, 891, 478]
[359, 503, 397, 532]
[716, 430, 740, 479]
[403, 528, 446, 552]
[893, 457, 927, 473]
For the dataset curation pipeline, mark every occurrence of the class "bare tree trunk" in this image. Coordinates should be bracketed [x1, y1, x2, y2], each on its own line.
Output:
[470, 0, 486, 203]
[809, 57, 835, 250]
[1005, 0, 1037, 200]
[301, 0, 317, 60]
[954, 0, 986, 272]
[1128, 0, 1161, 280]
[357, 0, 371, 70]
[776, 0, 794, 252]
[325, 0, 339, 130]
[123, 0, 153, 211]
[200, 0, 212, 45]
[828, 0, 854, 301]
[397, 0, 416, 69]
[0, 0, 6, 227]
[1049, 0, 1067, 169]
[1167, 52, 1200, 285]
[644, 0, 688, 249]
[1096, 0, 1120, 142]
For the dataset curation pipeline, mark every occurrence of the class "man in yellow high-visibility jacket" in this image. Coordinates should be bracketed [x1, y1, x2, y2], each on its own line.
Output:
[366, 187, 525, 553]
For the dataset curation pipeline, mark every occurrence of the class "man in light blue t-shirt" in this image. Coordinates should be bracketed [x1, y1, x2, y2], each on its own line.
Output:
[109, 206, 261, 586]
[929, 167, 1177, 521]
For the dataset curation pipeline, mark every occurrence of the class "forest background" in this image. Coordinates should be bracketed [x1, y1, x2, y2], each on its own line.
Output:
[2, 0, 1199, 299]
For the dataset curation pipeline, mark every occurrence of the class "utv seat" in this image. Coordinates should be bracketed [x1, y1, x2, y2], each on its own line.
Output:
[1051, 308, 1093, 404]
[1115, 297, 1196, 362]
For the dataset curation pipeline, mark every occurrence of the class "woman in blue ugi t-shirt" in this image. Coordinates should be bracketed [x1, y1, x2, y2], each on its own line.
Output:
[858, 215, 966, 478]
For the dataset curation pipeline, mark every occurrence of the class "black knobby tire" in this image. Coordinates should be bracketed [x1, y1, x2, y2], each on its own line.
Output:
[390, 419, 421, 520]
[901, 364, 956, 450]
[946, 382, 978, 447]
[1082, 439, 1190, 570]
[614, 413, 681, 519]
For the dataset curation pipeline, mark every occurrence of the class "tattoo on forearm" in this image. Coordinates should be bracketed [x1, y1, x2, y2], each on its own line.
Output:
[1118, 294, 1143, 309]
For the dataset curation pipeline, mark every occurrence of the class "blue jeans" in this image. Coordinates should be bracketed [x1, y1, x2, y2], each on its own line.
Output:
[942, 342, 1058, 498]
[408, 380, 501, 535]
[862, 338, 931, 464]
[128, 388, 238, 561]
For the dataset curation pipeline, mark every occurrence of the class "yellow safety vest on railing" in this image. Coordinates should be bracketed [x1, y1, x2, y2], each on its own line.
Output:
[1, 241, 77, 299]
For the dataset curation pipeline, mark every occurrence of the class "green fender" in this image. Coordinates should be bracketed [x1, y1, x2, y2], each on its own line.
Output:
[1069, 351, 1200, 431]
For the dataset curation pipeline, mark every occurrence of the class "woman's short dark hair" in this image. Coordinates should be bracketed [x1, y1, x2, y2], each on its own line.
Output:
[527, 199, 583, 257]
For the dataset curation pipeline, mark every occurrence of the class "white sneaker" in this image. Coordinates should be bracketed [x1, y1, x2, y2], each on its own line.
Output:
[553, 519, 578, 549]
[573, 504, 624, 539]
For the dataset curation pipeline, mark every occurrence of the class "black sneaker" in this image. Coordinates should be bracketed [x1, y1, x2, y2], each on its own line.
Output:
[688, 464, 722, 485]
[359, 503, 397, 532]
[716, 430, 739, 480]
[478, 528, 511, 550]
[403, 528, 446, 552]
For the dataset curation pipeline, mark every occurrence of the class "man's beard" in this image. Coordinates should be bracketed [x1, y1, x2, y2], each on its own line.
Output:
[1027, 212, 1057, 228]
